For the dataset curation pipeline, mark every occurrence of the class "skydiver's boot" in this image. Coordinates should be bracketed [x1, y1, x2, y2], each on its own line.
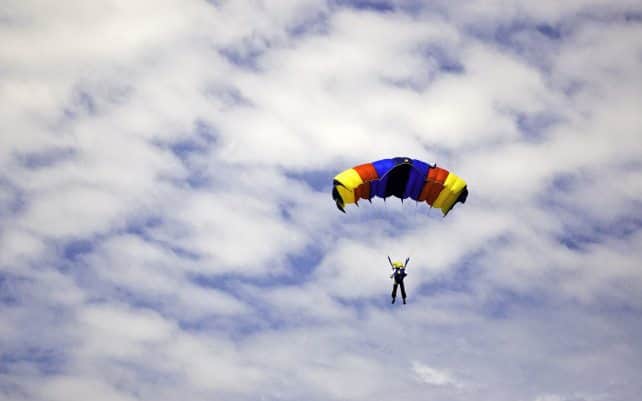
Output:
[403, 298, 406, 304]
[391, 297, 395, 304]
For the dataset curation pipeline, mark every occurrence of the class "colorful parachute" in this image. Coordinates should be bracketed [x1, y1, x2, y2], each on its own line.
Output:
[332, 157, 468, 216]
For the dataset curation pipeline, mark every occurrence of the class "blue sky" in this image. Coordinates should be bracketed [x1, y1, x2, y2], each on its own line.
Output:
[1, 1, 642, 400]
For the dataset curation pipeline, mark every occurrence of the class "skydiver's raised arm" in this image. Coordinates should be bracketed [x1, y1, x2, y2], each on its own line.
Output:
[387, 256, 393, 268]
[404, 257, 410, 267]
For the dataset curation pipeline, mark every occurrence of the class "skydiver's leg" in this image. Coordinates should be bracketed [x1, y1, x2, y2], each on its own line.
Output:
[391, 283, 398, 303]
[400, 281, 407, 303]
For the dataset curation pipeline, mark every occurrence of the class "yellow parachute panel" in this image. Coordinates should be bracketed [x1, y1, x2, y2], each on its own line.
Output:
[433, 173, 467, 215]
[334, 168, 364, 205]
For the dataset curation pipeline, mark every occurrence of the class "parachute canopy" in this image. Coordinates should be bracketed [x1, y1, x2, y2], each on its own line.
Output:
[332, 157, 468, 216]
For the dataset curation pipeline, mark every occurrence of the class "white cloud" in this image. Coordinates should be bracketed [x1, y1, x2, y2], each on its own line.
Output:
[2, 1, 642, 400]
[38, 376, 139, 401]
[412, 361, 459, 387]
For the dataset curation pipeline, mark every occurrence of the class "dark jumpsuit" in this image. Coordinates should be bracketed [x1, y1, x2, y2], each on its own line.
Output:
[391, 268, 407, 302]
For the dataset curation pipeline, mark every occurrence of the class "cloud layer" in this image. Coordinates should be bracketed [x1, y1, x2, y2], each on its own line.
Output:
[2, 1, 642, 400]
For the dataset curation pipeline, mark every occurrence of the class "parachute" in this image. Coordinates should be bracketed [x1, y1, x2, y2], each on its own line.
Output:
[332, 157, 468, 216]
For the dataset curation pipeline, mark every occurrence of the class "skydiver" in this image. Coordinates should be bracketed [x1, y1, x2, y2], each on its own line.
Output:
[388, 256, 409, 304]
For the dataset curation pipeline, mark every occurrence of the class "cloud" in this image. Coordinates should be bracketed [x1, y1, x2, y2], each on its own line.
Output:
[412, 361, 459, 387]
[2, 1, 642, 400]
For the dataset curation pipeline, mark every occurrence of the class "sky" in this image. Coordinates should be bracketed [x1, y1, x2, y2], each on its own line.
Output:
[1, 1, 642, 400]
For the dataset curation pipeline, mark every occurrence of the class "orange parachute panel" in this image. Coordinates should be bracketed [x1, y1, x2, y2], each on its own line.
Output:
[353, 163, 379, 182]
[419, 166, 449, 206]
[354, 181, 371, 202]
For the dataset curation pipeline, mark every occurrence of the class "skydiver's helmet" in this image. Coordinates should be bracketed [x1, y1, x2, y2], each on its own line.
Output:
[392, 261, 404, 269]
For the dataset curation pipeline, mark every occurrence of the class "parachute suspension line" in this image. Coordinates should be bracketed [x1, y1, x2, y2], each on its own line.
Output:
[384, 196, 389, 235]
[383, 195, 388, 219]
[407, 201, 419, 258]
